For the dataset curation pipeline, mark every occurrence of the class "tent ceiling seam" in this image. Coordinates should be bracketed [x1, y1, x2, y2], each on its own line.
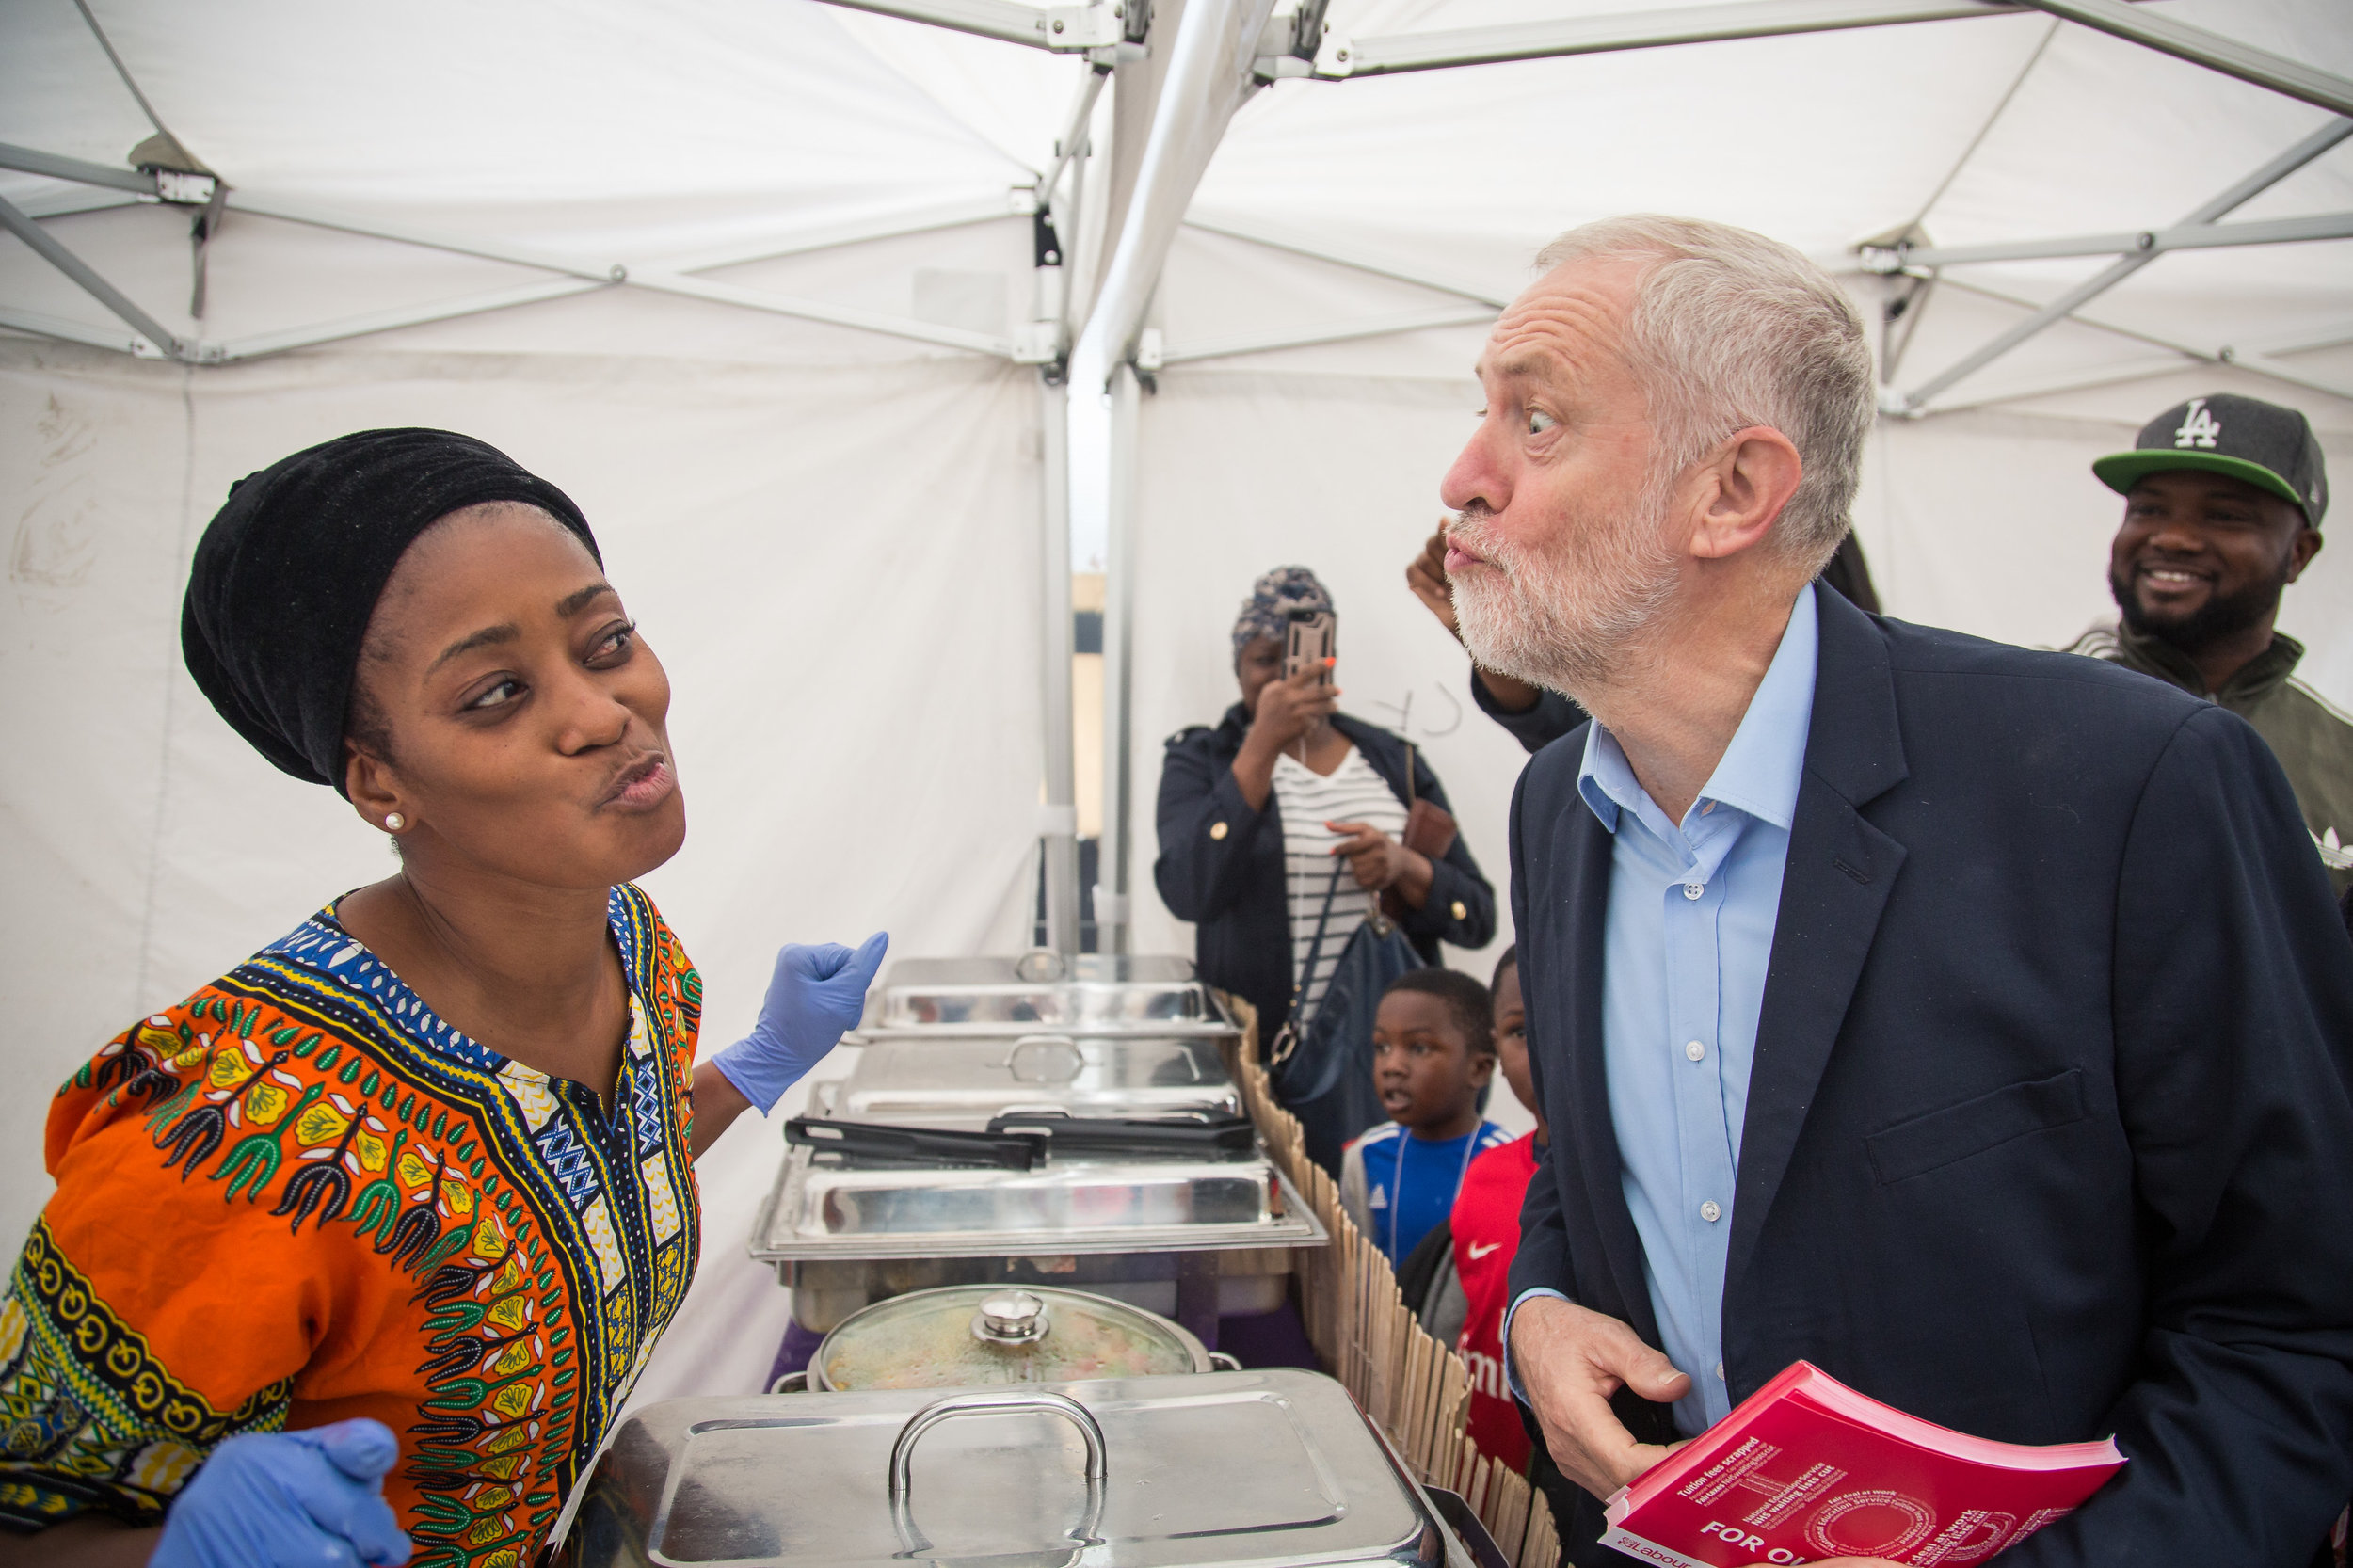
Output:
[71, 0, 171, 141]
[1905, 15, 2059, 233]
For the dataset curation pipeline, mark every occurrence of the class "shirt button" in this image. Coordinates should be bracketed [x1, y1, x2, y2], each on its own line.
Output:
[1209, 822, 1228, 840]
[1681, 882, 1703, 901]
[1700, 1200, 1721, 1223]
[1450, 900, 1467, 920]
[1685, 1040, 1705, 1062]
[1715, 1361, 1726, 1381]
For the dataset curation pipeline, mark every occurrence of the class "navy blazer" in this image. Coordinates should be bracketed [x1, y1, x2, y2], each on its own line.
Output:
[1155, 707, 1497, 1041]
[1506, 587, 2353, 1564]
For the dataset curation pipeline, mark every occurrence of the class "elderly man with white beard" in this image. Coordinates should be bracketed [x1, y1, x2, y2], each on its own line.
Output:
[1443, 216, 2353, 1568]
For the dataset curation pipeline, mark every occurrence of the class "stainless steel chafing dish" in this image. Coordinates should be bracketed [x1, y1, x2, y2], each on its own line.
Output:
[752, 1029, 1323, 1337]
[859, 951, 1236, 1038]
[825, 1031, 1240, 1129]
[553, 1369, 1481, 1568]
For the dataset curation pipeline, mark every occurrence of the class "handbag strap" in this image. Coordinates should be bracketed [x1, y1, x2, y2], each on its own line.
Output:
[1290, 858, 1351, 1032]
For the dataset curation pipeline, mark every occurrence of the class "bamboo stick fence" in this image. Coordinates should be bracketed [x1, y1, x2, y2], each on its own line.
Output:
[1222, 999, 1561, 1568]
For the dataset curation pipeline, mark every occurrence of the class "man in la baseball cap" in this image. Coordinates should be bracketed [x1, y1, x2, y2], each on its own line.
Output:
[2071, 392, 2349, 892]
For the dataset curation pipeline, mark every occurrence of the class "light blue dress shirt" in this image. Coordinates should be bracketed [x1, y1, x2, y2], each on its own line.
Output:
[1507, 584, 1818, 1438]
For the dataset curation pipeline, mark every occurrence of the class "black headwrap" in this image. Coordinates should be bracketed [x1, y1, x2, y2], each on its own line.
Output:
[181, 428, 600, 793]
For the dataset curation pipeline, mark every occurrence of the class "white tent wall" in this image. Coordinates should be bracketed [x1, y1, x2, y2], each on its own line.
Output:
[0, 331, 1048, 1406]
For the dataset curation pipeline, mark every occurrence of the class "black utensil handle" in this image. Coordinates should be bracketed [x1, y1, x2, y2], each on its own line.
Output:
[787, 1117, 1042, 1170]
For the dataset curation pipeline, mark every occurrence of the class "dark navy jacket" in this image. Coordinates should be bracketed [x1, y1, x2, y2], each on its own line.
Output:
[1506, 587, 2353, 1564]
[1155, 707, 1496, 1041]
[1469, 673, 1588, 756]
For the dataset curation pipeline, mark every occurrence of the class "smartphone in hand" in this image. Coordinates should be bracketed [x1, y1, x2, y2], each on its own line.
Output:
[1285, 608, 1336, 685]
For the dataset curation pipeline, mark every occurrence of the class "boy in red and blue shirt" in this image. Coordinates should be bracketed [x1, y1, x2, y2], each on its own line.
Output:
[1452, 945, 1546, 1471]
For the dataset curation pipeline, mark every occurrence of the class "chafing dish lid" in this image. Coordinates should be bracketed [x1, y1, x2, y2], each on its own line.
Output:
[557, 1369, 1438, 1568]
[869, 952, 1229, 1033]
[816, 1285, 1201, 1389]
[830, 1033, 1239, 1129]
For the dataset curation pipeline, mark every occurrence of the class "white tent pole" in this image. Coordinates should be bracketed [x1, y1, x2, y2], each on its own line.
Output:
[1162, 303, 1497, 364]
[0, 142, 157, 195]
[811, 0, 1126, 52]
[1039, 368, 1080, 954]
[1181, 214, 1510, 304]
[0, 304, 152, 356]
[0, 183, 1032, 362]
[659, 195, 1037, 275]
[1867, 212, 2353, 268]
[1085, 0, 1280, 364]
[1099, 360, 1144, 953]
[1080, 0, 1278, 953]
[16, 190, 144, 220]
[208, 280, 610, 362]
[1033, 196, 1082, 952]
[1897, 116, 2353, 409]
[1313, 0, 2046, 78]
[1899, 284, 2353, 411]
[0, 193, 180, 358]
[1044, 68, 1112, 214]
[2010, 0, 2353, 118]
[1915, 348, 2353, 416]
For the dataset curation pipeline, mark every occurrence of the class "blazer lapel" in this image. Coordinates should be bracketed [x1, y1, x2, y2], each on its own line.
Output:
[1553, 780, 1668, 1348]
[1726, 591, 1910, 1291]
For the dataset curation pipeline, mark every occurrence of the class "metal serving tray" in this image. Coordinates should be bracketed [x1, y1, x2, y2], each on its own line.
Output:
[826, 1032, 1241, 1130]
[553, 1369, 1447, 1568]
[751, 1144, 1325, 1263]
[861, 952, 1235, 1037]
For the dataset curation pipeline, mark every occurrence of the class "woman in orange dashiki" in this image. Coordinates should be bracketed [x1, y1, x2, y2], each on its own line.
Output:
[0, 431, 886, 1568]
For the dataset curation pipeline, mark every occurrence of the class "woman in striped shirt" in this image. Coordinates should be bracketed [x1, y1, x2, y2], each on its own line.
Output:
[1153, 567, 1497, 1053]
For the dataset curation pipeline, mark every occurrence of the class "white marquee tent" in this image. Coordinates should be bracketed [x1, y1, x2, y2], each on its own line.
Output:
[4, 0, 2348, 1411]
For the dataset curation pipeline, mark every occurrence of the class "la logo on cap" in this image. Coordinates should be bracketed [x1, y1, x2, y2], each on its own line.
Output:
[2174, 397, 2222, 450]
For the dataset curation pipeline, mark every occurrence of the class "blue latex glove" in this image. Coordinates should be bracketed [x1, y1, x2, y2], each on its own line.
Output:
[152, 1417, 410, 1568]
[713, 931, 889, 1113]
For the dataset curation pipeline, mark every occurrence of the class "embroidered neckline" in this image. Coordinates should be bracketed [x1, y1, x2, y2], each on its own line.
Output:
[261, 888, 645, 1086]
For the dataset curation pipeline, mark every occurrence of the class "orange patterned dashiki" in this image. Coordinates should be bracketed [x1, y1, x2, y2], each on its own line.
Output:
[0, 882, 702, 1568]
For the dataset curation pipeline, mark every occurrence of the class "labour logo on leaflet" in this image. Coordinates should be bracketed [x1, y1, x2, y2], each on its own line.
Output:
[2174, 397, 2222, 449]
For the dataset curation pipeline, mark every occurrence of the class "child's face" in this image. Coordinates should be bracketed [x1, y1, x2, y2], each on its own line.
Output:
[1372, 989, 1495, 1135]
[1493, 964, 1545, 1132]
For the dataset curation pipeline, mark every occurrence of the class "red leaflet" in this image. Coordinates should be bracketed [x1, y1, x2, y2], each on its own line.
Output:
[1603, 1362, 2124, 1567]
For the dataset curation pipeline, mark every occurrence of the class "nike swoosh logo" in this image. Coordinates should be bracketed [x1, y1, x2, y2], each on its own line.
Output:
[1466, 1241, 1502, 1260]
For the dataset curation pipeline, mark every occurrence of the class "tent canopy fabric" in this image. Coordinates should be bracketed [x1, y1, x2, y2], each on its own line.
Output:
[5, 0, 2350, 1419]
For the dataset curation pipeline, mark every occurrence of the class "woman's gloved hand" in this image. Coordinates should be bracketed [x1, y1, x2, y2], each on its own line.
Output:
[713, 932, 890, 1113]
[152, 1418, 410, 1568]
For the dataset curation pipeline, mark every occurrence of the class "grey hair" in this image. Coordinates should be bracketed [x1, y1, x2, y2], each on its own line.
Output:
[1534, 216, 1874, 575]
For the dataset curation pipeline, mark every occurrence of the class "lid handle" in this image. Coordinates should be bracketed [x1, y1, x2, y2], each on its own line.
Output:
[888, 1389, 1109, 1497]
[973, 1290, 1051, 1345]
[1014, 948, 1068, 983]
[1006, 1035, 1086, 1084]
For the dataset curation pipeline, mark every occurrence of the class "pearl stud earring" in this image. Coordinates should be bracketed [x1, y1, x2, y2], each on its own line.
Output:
[384, 813, 406, 832]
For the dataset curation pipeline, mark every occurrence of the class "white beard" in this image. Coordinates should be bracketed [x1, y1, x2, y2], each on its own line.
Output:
[1450, 488, 1681, 699]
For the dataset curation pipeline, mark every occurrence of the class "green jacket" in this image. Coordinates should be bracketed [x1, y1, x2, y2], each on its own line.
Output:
[2071, 621, 2353, 895]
